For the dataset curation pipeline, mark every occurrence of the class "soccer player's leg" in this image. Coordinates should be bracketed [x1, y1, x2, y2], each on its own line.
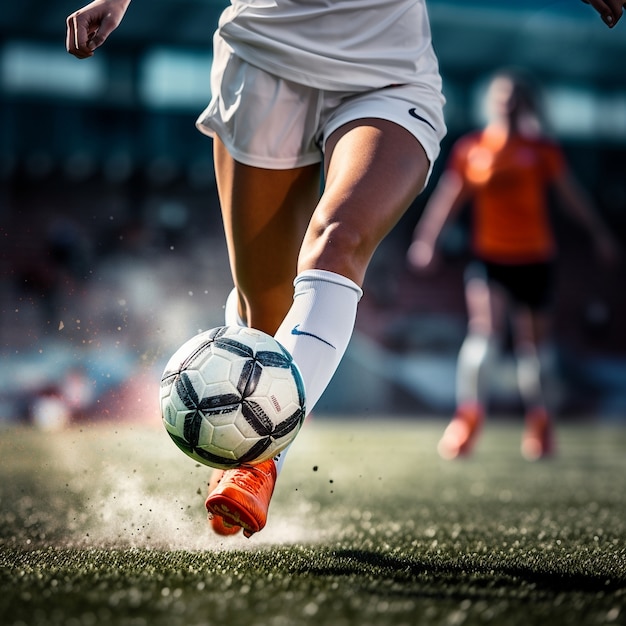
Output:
[275, 119, 430, 414]
[439, 273, 505, 459]
[513, 304, 555, 460]
[208, 115, 433, 535]
[206, 139, 320, 536]
[439, 333, 493, 459]
[214, 139, 320, 335]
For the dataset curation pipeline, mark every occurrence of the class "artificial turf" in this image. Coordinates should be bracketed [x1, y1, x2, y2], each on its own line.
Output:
[0, 418, 625, 625]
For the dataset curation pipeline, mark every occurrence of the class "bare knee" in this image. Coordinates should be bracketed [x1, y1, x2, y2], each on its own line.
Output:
[298, 216, 377, 285]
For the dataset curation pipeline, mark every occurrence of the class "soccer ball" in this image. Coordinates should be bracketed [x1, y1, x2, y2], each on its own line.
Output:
[160, 326, 306, 469]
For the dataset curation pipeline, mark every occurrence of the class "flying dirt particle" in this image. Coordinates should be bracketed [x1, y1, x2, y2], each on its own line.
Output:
[313, 466, 318, 472]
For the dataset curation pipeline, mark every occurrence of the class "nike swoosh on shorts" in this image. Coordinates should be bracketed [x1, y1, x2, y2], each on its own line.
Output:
[408, 108, 436, 131]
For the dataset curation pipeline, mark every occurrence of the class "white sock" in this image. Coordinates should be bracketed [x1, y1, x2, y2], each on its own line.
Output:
[224, 288, 246, 327]
[516, 348, 545, 411]
[230, 272, 363, 477]
[455, 333, 497, 408]
[275, 269, 363, 415]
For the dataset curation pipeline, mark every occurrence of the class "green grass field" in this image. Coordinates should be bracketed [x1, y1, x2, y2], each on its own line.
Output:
[1, 418, 625, 626]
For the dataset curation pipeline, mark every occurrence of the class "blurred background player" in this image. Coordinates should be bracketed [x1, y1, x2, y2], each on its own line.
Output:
[66, 0, 446, 536]
[408, 68, 620, 461]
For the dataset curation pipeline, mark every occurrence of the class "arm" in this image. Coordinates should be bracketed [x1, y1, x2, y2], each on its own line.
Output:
[552, 171, 621, 265]
[407, 170, 470, 272]
[66, 0, 131, 59]
[582, 0, 625, 27]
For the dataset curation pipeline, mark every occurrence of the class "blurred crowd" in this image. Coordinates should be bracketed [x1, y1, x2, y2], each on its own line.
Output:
[1, 151, 625, 430]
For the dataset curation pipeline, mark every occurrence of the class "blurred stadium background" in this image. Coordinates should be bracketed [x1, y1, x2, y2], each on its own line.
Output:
[1, 0, 625, 428]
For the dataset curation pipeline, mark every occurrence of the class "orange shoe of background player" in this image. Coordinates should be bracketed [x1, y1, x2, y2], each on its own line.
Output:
[206, 459, 277, 538]
[438, 403, 484, 460]
[521, 407, 555, 461]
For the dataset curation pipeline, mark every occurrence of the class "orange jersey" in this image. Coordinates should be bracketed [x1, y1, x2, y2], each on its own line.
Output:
[448, 126, 566, 263]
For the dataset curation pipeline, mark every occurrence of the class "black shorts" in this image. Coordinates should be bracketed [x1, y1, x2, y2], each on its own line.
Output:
[465, 259, 555, 311]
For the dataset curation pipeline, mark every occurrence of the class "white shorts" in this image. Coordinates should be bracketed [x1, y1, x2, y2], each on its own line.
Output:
[196, 44, 446, 178]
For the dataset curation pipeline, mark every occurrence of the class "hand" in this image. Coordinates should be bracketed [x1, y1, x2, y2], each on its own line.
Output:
[582, 0, 625, 27]
[66, 0, 131, 58]
[407, 240, 439, 274]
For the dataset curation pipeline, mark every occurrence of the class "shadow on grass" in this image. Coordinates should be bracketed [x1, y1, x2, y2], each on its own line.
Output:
[297, 548, 626, 598]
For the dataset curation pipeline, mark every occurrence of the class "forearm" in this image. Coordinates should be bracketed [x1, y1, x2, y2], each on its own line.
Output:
[413, 176, 465, 246]
[407, 174, 467, 270]
[554, 173, 621, 265]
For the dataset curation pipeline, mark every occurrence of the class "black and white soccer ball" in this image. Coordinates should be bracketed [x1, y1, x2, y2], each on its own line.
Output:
[160, 326, 306, 469]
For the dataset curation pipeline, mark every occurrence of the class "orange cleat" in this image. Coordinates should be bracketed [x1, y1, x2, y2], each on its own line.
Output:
[207, 470, 242, 536]
[206, 459, 277, 538]
[438, 404, 484, 460]
[521, 408, 555, 461]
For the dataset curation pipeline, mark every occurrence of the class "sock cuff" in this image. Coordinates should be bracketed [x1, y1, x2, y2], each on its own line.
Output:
[293, 269, 363, 301]
[225, 287, 247, 327]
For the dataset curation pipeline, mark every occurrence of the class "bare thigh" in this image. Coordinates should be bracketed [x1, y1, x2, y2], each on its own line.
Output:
[299, 118, 431, 285]
[213, 138, 320, 334]
[214, 118, 431, 331]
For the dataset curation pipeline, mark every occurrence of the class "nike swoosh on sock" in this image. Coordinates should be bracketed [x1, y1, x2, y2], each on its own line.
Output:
[291, 324, 336, 349]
